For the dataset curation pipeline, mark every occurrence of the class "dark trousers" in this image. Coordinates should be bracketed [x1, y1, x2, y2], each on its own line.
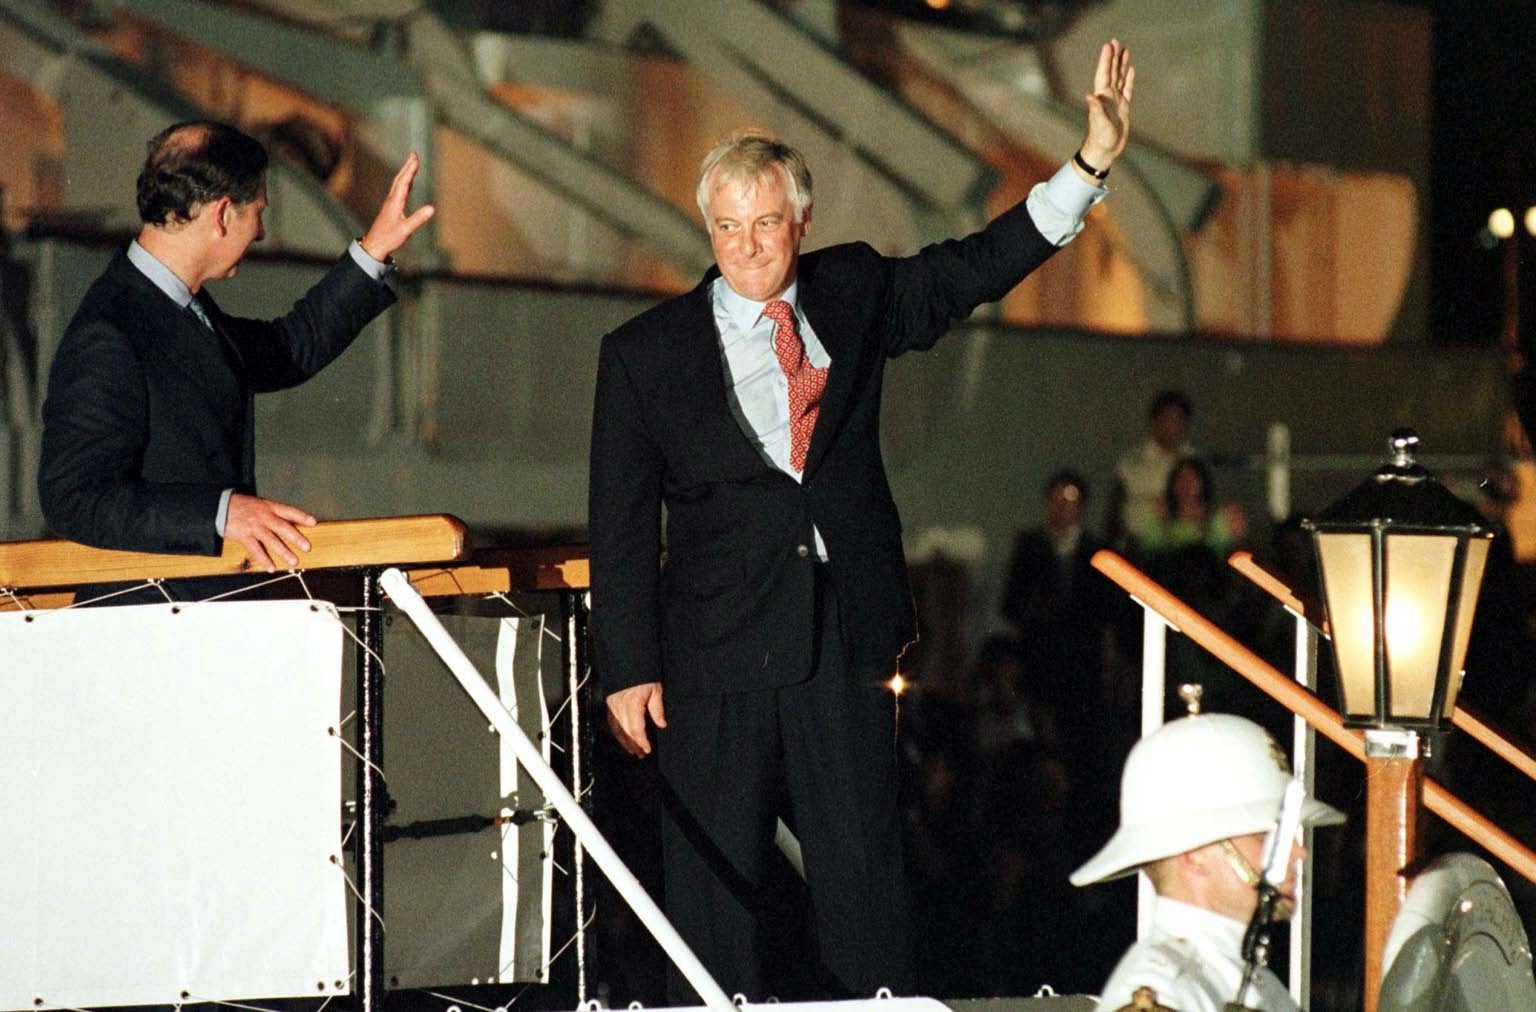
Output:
[655, 570, 912, 1003]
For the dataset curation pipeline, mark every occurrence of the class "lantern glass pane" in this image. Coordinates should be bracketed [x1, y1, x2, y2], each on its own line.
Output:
[1444, 537, 1492, 716]
[1317, 532, 1376, 718]
[1384, 533, 1457, 721]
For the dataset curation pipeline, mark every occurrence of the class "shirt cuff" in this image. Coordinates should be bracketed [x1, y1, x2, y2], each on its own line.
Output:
[348, 240, 392, 281]
[1025, 159, 1109, 246]
[216, 488, 234, 537]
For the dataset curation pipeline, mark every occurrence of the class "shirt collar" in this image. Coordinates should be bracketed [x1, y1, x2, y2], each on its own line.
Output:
[1143, 437, 1192, 463]
[715, 277, 801, 334]
[127, 240, 196, 309]
[1050, 524, 1083, 558]
[1152, 895, 1248, 953]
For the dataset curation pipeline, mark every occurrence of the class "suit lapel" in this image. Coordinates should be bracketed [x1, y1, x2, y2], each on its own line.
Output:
[110, 258, 239, 401]
[797, 255, 861, 479]
[663, 277, 768, 475]
[109, 258, 249, 457]
[198, 292, 258, 486]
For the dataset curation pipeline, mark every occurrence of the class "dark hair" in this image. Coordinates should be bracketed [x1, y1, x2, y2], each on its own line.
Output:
[1044, 468, 1089, 502]
[1149, 389, 1193, 421]
[136, 121, 268, 226]
[1163, 456, 1214, 517]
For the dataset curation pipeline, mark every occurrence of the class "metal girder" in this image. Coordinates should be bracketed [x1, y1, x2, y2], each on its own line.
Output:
[117, 0, 712, 277]
[121, 0, 420, 109]
[402, 15, 714, 275]
[605, 0, 994, 212]
[0, 0, 364, 251]
[120, 0, 437, 261]
[903, 24, 1219, 231]
[898, 23, 1217, 333]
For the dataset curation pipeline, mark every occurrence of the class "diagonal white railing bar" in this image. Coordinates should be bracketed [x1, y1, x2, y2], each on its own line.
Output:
[376, 567, 734, 1012]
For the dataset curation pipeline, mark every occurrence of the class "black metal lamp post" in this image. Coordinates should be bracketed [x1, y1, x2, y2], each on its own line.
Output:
[1302, 428, 1494, 1012]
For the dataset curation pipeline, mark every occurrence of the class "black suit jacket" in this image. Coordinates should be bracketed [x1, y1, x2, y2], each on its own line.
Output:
[39, 250, 394, 557]
[589, 199, 1059, 697]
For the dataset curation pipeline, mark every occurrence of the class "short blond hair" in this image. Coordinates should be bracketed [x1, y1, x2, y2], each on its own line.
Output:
[695, 131, 813, 223]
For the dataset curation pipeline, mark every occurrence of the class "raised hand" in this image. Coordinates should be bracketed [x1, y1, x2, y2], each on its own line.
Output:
[225, 492, 317, 572]
[1079, 38, 1136, 175]
[359, 152, 437, 263]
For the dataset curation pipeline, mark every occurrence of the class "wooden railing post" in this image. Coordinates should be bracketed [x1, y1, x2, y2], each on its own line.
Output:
[1362, 731, 1422, 1012]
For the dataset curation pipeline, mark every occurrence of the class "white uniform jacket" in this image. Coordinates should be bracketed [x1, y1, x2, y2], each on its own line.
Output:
[1094, 897, 1298, 1012]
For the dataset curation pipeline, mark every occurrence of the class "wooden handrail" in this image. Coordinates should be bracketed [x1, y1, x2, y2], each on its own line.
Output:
[0, 515, 471, 603]
[1093, 548, 1536, 887]
[407, 545, 590, 596]
[1228, 550, 1328, 632]
[1228, 549, 1536, 788]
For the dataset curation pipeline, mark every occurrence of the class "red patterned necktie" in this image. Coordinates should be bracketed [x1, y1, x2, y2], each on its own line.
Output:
[763, 299, 827, 472]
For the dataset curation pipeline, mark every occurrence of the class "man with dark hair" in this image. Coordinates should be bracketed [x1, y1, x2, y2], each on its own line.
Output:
[40, 120, 433, 579]
[590, 40, 1135, 1002]
[1112, 387, 1196, 548]
[1000, 469, 1113, 716]
[136, 120, 270, 226]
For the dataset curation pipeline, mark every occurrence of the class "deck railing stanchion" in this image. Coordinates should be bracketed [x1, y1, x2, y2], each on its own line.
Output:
[1290, 611, 1320, 1009]
[564, 587, 591, 1003]
[357, 566, 387, 1012]
[1136, 602, 1169, 937]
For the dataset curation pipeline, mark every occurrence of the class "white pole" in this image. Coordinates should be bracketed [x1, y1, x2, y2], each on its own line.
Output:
[378, 568, 734, 1012]
[1266, 422, 1291, 522]
[1289, 613, 1320, 1008]
[1137, 602, 1169, 939]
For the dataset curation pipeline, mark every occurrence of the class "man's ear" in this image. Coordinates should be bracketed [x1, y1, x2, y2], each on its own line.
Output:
[210, 195, 233, 236]
[1179, 845, 1214, 880]
[800, 203, 813, 234]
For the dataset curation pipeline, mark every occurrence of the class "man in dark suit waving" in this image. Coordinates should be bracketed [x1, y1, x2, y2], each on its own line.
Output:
[590, 40, 1135, 1001]
[39, 120, 433, 582]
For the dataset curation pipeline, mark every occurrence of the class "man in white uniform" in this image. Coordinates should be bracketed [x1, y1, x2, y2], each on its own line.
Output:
[1070, 713, 1345, 1011]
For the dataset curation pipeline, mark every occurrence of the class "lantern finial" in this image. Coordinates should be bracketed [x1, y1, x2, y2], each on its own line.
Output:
[1388, 429, 1420, 468]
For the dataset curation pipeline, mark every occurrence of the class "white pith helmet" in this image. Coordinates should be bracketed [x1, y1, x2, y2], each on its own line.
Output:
[1070, 713, 1345, 887]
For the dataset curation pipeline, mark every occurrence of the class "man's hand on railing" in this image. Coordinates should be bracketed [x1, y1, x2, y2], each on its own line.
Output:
[225, 493, 317, 572]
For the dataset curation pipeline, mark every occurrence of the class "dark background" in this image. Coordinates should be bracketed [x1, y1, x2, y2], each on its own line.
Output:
[1431, 2, 1536, 348]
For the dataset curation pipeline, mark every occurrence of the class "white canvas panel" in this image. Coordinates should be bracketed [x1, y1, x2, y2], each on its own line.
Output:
[0, 601, 348, 1010]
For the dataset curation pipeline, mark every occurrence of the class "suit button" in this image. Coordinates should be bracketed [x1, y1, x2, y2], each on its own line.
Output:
[796, 544, 810, 558]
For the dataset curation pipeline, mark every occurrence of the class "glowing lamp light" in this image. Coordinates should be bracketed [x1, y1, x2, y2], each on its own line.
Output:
[1525, 205, 1536, 237]
[1304, 430, 1493, 731]
[1490, 208, 1516, 240]
[887, 673, 908, 697]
